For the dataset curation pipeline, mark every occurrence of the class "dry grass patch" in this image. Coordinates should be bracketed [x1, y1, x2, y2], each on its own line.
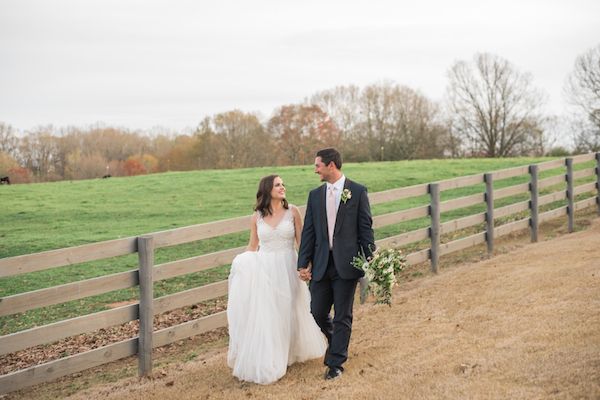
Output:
[4, 210, 600, 400]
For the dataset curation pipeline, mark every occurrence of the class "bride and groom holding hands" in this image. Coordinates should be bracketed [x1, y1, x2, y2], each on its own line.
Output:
[227, 147, 375, 385]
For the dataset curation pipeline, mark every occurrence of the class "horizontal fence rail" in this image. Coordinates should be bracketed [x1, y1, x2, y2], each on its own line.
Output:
[0, 280, 229, 356]
[0, 312, 229, 394]
[0, 246, 244, 317]
[0, 153, 599, 394]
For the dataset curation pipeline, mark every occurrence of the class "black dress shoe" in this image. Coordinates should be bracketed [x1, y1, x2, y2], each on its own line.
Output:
[325, 367, 343, 380]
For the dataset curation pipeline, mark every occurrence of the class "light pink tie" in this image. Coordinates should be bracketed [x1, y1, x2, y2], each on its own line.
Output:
[327, 186, 336, 249]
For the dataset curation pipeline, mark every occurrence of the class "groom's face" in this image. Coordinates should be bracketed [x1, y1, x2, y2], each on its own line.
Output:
[314, 157, 330, 182]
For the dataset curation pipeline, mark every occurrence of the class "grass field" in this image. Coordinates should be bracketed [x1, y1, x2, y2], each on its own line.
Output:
[0, 157, 597, 335]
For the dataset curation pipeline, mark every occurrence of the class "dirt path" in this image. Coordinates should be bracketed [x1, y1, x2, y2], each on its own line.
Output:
[67, 219, 600, 400]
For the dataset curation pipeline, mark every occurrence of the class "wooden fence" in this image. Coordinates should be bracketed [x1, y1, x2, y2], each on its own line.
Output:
[0, 153, 599, 394]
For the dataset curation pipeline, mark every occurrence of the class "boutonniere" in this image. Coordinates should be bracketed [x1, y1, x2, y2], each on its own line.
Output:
[341, 188, 352, 203]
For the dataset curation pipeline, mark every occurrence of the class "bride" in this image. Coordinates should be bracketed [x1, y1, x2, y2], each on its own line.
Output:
[227, 174, 327, 385]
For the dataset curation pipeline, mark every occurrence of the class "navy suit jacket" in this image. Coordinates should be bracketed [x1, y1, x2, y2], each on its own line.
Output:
[297, 178, 375, 281]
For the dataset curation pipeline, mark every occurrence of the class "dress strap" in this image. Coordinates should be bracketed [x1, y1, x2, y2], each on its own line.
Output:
[285, 206, 294, 220]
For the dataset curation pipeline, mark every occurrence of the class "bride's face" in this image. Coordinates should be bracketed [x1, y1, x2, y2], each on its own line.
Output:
[271, 176, 286, 200]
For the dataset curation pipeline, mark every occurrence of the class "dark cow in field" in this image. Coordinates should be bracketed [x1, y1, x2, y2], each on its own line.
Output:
[0, 176, 10, 185]
[102, 174, 111, 179]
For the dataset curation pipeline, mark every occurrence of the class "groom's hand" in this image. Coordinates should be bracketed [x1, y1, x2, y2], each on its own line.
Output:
[298, 267, 312, 281]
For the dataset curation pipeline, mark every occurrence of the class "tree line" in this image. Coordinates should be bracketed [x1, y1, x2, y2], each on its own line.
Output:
[1, 48, 599, 184]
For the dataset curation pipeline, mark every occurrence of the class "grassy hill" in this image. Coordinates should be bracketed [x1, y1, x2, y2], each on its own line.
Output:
[3, 156, 586, 334]
[0, 157, 557, 259]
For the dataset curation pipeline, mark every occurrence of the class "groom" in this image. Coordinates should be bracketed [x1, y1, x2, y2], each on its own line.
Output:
[298, 147, 375, 380]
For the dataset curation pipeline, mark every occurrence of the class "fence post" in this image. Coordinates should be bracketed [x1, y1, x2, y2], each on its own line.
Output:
[429, 183, 440, 274]
[484, 173, 494, 256]
[566, 158, 574, 233]
[137, 235, 154, 377]
[595, 152, 600, 216]
[529, 165, 539, 243]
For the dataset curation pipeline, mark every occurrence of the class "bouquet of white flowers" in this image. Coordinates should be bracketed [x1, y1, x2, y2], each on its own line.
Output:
[352, 247, 407, 306]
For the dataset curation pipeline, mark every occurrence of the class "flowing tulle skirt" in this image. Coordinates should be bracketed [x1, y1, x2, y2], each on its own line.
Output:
[227, 249, 327, 385]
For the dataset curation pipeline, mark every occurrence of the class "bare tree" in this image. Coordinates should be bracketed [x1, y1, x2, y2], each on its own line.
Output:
[159, 134, 197, 171]
[312, 83, 449, 161]
[363, 83, 448, 160]
[65, 151, 109, 179]
[0, 122, 19, 157]
[194, 111, 274, 169]
[446, 53, 546, 157]
[565, 44, 600, 152]
[82, 125, 149, 161]
[310, 85, 364, 159]
[571, 117, 600, 153]
[18, 126, 61, 180]
[310, 85, 362, 134]
[149, 134, 176, 172]
[194, 118, 224, 169]
[212, 110, 274, 168]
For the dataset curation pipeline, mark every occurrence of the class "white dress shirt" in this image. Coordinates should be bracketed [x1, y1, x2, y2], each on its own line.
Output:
[326, 175, 346, 214]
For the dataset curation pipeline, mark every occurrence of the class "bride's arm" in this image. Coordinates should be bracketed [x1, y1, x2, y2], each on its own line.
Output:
[293, 204, 312, 281]
[246, 213, 259, 251]
[291, 205, 303, 249]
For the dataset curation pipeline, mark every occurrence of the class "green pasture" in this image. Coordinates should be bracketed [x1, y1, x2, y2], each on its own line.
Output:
[0, 157, 597, 334]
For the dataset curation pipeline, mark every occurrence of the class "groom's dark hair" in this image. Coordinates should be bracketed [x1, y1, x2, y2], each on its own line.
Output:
[316, 148, 342, 170]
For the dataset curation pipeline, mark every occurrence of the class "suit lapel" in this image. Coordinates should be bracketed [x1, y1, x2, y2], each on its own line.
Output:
[334, 178, 352, 236]
[319, 184, 328, 238]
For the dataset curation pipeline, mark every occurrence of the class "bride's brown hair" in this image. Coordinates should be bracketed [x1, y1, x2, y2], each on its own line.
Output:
[254, 175, 289, 217]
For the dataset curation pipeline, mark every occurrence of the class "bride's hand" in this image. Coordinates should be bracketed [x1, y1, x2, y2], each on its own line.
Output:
[298, 266, 312, 281]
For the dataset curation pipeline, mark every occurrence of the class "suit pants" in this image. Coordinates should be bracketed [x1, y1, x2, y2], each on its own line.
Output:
[309, 251, 358, 369]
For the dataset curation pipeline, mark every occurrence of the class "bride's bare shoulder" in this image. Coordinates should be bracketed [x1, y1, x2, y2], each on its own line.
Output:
[289, 204, 302, 218]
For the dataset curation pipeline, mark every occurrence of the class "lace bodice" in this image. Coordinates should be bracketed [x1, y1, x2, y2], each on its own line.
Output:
[257, 208, 296, 252]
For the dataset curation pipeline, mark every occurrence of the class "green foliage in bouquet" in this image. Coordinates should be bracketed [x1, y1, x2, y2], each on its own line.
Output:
[352, 247, 407, 306]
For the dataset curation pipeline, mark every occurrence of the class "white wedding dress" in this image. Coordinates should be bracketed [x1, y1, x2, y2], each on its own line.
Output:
[227, 207, 327, 385]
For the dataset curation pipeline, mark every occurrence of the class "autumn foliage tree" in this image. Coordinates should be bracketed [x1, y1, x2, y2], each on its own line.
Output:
[0, 151, 20, 177]
[268, 104, 340, 165]
[123, 157, 146, 176]
[159, 135, 199, 171]
[6, 166, 31, 183]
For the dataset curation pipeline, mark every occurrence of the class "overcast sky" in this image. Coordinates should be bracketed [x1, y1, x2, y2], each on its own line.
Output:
[1, 0, 599, 133]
